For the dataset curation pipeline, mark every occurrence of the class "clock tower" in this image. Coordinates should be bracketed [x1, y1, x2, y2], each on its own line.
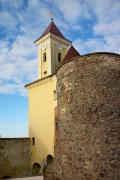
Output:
[25, 20, 81, 172]
[34, 21, 71, 79]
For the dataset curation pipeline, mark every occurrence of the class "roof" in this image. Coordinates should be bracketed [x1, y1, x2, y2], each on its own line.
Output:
[25, 52, 119, 88]
[63, 45, 80, 62]
[34, 21, 71, 43]
[25, 74, 55, 88]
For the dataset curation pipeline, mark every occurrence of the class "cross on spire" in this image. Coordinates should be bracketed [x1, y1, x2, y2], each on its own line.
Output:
[48, 11, 53, 21]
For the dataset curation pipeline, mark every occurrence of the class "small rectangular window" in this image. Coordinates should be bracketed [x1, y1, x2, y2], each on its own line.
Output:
[58, 53, 61, 62]
[43, 52, 46, 62]
[32, 137, 35, 146]
[54, 90, 57, 100]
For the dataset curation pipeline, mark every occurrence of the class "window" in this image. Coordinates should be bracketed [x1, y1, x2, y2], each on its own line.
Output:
[58, 52, 62, 62]
[44, 71, 47, 75]
[32, 137, 35, 146]
[43, 52, 46, 62]
[54, 90, 57, 100]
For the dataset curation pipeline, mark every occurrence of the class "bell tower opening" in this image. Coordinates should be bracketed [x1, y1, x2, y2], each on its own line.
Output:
[43, 52, 47, 62]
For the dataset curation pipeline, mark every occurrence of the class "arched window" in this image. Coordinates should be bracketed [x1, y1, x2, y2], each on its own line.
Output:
[58, 52, 61, 62]
[43, 52, 46, 62]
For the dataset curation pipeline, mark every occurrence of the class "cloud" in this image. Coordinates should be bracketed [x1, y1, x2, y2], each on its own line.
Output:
[86, 0, 120, 37]
[0, 0, 24, 10]
[0, 11, 18, 29]
[73, 0, 120, 54]
[73, 38, 106, 55]
[0, 0, 119, 96]
[0, 0, 68, 96]
[104, 34, 120, 53]
[0, 1, 50, 96]
[86, 0, 120, 22]
[56, 0, 82, 22]
[93, 19, 120, 36]
[53, 0, 91, 23]
[0, 35, 37, 96]
[73, 34, 120, 55]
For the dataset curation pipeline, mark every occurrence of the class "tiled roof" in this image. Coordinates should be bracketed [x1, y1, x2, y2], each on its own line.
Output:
[34, 21, 71, 43]
[63, 45, 80, 62]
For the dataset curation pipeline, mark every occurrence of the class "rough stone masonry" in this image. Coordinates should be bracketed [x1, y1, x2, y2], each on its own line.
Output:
[54, 53, 120, 180]
[0, 138, 31, 179]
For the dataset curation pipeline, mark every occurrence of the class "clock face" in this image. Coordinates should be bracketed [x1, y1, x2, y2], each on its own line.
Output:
[57, 43, 62, 50]
[42, 45, 47, 50]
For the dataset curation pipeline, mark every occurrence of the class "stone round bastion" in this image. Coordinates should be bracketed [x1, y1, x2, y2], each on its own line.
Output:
[54, 52, 120, 180]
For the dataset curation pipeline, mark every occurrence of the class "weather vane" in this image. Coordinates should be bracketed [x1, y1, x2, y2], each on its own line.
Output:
[48, 11, 54, 21]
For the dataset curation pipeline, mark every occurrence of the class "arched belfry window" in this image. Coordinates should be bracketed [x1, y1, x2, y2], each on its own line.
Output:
[43, 52, 46, 62]
[58, 52, 62, 62]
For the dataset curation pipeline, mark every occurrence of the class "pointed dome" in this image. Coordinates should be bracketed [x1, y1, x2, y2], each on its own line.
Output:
[34, 21, 71, 43]
[63, 45, 80, 63]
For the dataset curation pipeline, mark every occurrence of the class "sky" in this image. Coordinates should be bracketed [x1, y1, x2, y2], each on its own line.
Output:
[0, 0, 120, 137]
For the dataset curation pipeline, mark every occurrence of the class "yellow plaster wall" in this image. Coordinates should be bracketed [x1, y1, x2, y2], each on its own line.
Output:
[28, 32, 70, 166]
[28, 75, 56, 165]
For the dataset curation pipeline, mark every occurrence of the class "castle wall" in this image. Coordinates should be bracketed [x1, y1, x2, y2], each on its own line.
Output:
[54, 53, 120, 180]
[0, 138, 31, 178]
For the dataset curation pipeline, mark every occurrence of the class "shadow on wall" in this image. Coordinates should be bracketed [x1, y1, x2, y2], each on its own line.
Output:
[43, 154, 54, 180]
[2, 176, 11, 179]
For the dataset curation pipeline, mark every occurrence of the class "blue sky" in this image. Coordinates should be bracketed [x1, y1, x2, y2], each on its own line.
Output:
[0, 0, 120, 137]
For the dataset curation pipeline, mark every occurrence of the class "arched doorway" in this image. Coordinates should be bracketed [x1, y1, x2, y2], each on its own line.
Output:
[32, 162, 41, 175]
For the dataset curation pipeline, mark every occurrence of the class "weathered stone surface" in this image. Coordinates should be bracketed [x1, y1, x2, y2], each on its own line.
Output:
[54, 53, 120, 180]
[0, 138, 31, 178]
[43, 155, 54, 180]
